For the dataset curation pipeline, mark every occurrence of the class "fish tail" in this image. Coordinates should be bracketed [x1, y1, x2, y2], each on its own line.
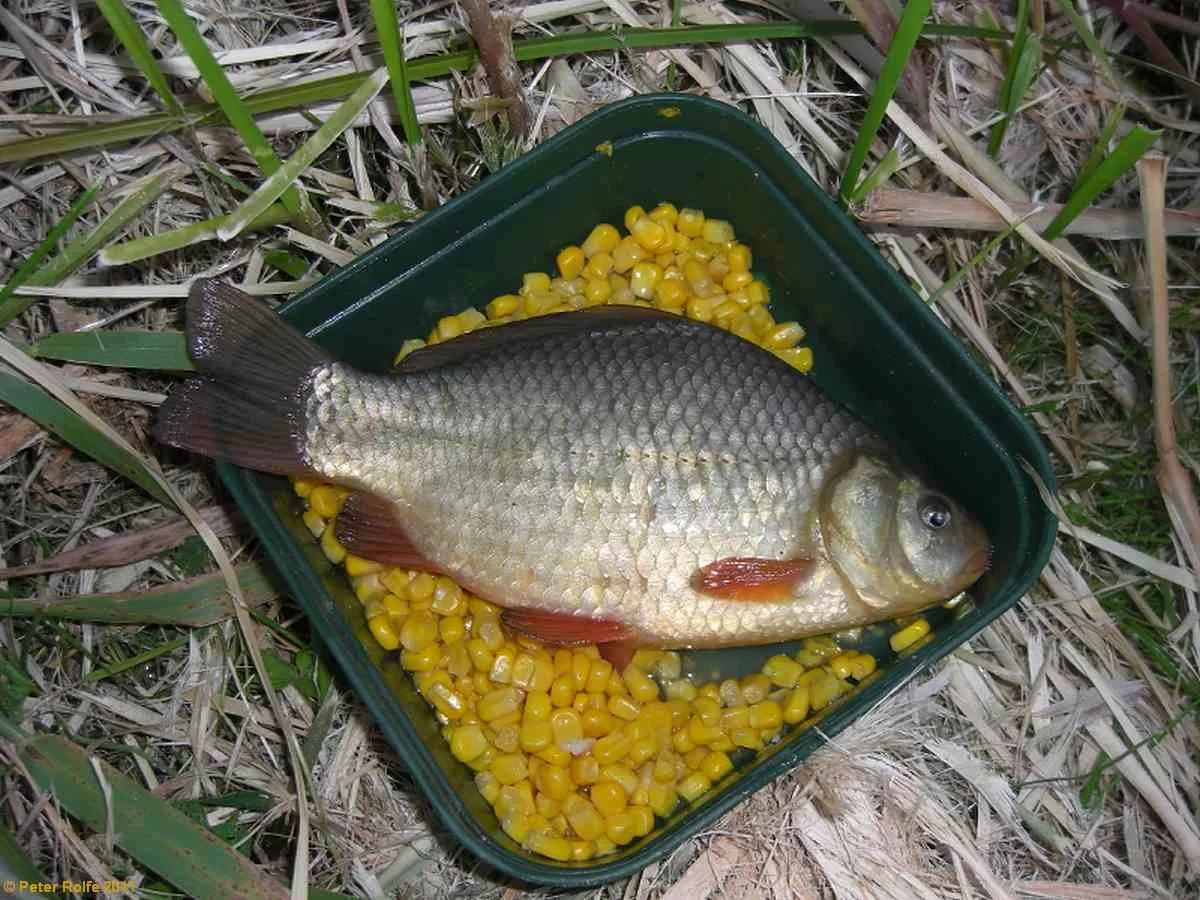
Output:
[154, 279, 332, 477]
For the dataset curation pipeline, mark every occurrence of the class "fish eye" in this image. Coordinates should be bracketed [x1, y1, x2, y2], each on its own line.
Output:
[920, 496, 951, 530]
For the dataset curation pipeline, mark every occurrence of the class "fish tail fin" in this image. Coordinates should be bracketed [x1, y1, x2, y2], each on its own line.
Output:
[154, 279, 331, 477]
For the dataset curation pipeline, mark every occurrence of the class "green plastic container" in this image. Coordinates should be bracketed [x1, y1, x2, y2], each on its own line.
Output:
[216, 93, 1055, 886]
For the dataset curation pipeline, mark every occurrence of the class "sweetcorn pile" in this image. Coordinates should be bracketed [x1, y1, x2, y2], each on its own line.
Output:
[291, 204, 934, 862]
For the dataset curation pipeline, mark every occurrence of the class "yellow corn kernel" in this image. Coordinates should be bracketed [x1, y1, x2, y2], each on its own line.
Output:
[762, 654, 803, 688]
[727, 243, 752, 272]
[475, 618, 505, 653]
[353, 573, 387, 606]
[721, 270, 753, 293]
[529, 656, 555, 693]
[626, 805, 654, 838]
[640, 701, 672, 731]
[620, 666, 657, 704]
[319, 525, 346, 564]
[399, 610, 437, 653]
[479, 687, 523, 722]
[689, 239, 716, 262]
[648, 277, 685, 311]
[741, 673, 772, 705]
[447, 640, 471, 678]
[308, 485, 344, 518]
[510, 653, 538, 691]
[519, 720, 552, 753]
[623, 205, 647, 231]
[592, 732, 630, 765]
[604, 673, 629, 697]
[520, 272, 552, 295]
[783, 684, 811, 724]
[687, 718, 724, 746]
[552, 648, 573, 676]
[671, 728, 695, 754]
[582, 224, 621, 257]
[611, 236, 646, 273]
[466, 637, 494, 673]
[828, 650, 859, 680]
[607, 695, 640, 722]
[809, 671, 843, 711]
[536, 763, 572, 800]
[683, 258, 713, 295]
[570, 840, 596, 861]
[582, 250, 616, 282]
[400, 644, 441, 672]
[607, 274, 634, 303]
[487, 294, 520, 318]
[701, 218, 735, 243]
[565, 651, 589, 690]
[490, 722, 520, 754]
[581, 276, 612, 305]
[720, 707, 750, 731]
[717, 678, 744, 708]
[677, 771, 712, 803]
[301, 508, 325, 539]
[556, 245, 586, 280]
[524, 690, 551, 723]
[759, 323, 804, 353]
[604, 811, 635, 845]
[676, 207, 704, 237]
[685, 294, 713, 322]
[475, 771, 500, 805]
[648, 783, 677, 817]
[490, 647, 517, 684]
[581, 707, 615, 738]
[850, 653, 877, 680]
[550, 709, 584, 746]
[407, 572, 435, 603]
[697, 750, 734, 784]
[393, 338, 426, 366]
[564, 793, 606, 841]
[683, 747, 708, 770]
[712, 299, 742, 325]
[664, 679, 697, 702]
[383, 591, 409, 617]
[628, 262, 662, 299]
[293, 478, 316, 498]
[694, 696, 722, 727]
[600, 764, 638, 795]
[590, 780, 628, 818]
[379, 567, 410, 596]
[493, 753, 529, 786]
[585, 659, 613, 694]
[731, 727, 763, 750]
[426, 681, 465, 719]
[500, 812, 529, 843]
[525, 830, 571, 861]
[649, 202, 679, 226]
[429, 580, 463, 616]
[630, 217, 669, 252]
[537, 743, 571, 768]
[891, 618, 932, 652]
[343, 553, 382, 577]
[571, 755, 600, 785]
[438, 614, 465, 645]
[550, 674, 575, 708]
[627, 736, 658, 768]
[748, 700, 783, 730]
[367, 614, 400, 651]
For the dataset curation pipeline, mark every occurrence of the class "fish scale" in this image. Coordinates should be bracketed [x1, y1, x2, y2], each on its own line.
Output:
[305, 316, 880, 645]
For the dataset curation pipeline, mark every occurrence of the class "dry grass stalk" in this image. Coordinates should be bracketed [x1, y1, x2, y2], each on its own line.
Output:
[459, 0, 530, 139]
[858, 187, 1200, 239]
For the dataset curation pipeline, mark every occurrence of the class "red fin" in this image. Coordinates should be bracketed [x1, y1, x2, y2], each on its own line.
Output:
[598, 641, 639, 672]
[501, 608, 635, 645]
[395, 305, 682, 374]
[154, 280, 331, 478]
[334, 491, 441, 571]
[692, 557, 813, 602]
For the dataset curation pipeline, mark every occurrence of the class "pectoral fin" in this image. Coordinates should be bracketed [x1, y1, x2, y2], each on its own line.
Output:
[692, 557, 812, 602]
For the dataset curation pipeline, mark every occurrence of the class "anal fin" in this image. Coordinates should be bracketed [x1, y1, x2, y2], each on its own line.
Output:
[333, 491, 441, 571]
[501, 608, 635, 646]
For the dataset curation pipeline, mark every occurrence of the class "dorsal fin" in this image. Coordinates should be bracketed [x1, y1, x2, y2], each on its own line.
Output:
[395, 305, 684, 374]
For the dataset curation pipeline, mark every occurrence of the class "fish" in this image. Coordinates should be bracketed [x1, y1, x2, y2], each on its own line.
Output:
[155, 279, 990, 662]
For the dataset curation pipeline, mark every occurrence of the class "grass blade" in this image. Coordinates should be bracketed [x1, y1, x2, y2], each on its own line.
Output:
[840, 0, 931, 202]
[1055, 0, 1120, 90]
[99, 203, 291, 267]
[25, 330, 191, 371]
[218, 67, 390, 241]
[1075, 102, 1126, 190]
[1042, 125, 1161, 241]
[849, 147, 901, 201]
[370, 0, 421, 146]
[0, 373, 170, 504]
[153, 0, 319, 232]
[14, 732, 289, 899]
[86, 637, 188, 682]
[987, 0, 1038, 155]
[0, 164, 186, 328]
[96, 0, 184, 115]
[0, 185, 98, 313]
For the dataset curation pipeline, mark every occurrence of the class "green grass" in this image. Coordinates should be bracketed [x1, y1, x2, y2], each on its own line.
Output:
[987, 0, 1041, 155]
[840, 0, 930, 202]
[96, 0, 185, 116]
[370, 0, 422, 146]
